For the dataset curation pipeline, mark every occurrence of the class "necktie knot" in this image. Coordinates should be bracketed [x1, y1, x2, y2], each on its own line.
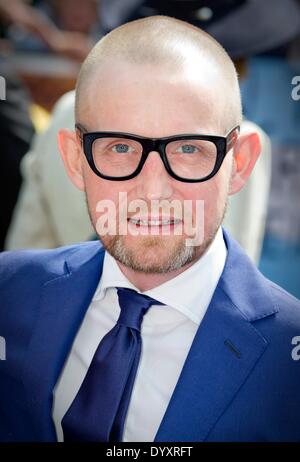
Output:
[117, 287, 162, 331]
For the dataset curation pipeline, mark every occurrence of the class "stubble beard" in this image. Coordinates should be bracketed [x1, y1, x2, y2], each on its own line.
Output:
[104, 234, 197, 274]
[86, 198, 228, 274]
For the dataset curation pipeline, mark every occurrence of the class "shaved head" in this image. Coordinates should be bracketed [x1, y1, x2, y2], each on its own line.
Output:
[75, 15, 242, 132]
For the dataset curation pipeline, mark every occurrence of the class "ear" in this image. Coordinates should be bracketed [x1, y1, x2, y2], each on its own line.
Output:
[58, 129, 85, 191]
[229, 132, 261, 195]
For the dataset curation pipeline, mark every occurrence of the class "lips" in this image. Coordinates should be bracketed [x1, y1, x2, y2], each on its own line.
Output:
[128, 215, 182, 226]
[128, 217, 182, 226]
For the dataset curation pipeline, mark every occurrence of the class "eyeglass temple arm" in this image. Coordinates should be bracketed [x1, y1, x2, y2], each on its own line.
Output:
[75, 123, 88, 143]
[226, 125, 240, 152]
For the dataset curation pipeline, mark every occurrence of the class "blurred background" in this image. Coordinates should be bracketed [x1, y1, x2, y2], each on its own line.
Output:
[0, 0, 299, 298]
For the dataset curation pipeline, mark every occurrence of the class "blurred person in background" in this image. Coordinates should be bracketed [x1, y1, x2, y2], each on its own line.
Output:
[0, 0, 105, 249]
[0, 0, 99, 60]
[0, 2, 36, 251]
[241, 12, 300, 298]
[0, 62, 35, 251]
[5, 91, 94, 248]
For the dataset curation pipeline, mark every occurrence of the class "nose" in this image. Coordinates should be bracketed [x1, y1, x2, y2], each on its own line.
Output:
[136, 151, 173, 201]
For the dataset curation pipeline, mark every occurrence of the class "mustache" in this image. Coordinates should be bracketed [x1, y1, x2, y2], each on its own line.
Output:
[119, 199, 194, 221]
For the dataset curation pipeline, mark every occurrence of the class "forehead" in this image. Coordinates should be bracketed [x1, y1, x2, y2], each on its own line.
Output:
[80, 60, 227, 136]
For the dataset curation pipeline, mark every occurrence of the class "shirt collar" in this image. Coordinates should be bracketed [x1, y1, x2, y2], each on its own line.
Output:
[93, 227, 227, 325]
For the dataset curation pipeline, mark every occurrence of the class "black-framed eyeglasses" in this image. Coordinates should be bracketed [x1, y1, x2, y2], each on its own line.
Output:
[75, 123, 240, 183]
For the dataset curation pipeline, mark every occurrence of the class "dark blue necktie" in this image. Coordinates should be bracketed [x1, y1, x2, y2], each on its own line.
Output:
[61, 287, 163, 442]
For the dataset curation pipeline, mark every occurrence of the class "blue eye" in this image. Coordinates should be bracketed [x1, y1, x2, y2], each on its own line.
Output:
[113, 143, 132, 153]
[179, 144, 198, 154]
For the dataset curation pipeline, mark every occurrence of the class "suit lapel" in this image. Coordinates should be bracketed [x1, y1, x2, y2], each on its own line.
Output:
[21, 243, 105, 441]
[154, 284, 267, 442]
[154, 231, 278, 442]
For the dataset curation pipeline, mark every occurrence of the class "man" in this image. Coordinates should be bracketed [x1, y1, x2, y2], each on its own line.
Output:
[0, 16, 300, 442]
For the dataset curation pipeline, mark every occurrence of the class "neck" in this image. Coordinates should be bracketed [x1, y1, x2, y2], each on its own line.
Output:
[111, 228, 222, 292]
[116, 257, 200, 292]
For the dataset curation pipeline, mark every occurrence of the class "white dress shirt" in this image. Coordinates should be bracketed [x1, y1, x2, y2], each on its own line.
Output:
[52, 227, 227, 442]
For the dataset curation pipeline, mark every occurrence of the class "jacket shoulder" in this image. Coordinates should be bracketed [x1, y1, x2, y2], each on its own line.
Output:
[267, 279, 300, 327]
[0, 241, 102, 337]
[0, 241, 100, 285]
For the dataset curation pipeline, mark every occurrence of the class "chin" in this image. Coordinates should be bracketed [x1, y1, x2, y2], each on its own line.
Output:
[99, 234, 204, 274]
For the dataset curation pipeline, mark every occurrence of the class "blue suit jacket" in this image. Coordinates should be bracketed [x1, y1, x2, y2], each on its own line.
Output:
[0, 230, 300, 442]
